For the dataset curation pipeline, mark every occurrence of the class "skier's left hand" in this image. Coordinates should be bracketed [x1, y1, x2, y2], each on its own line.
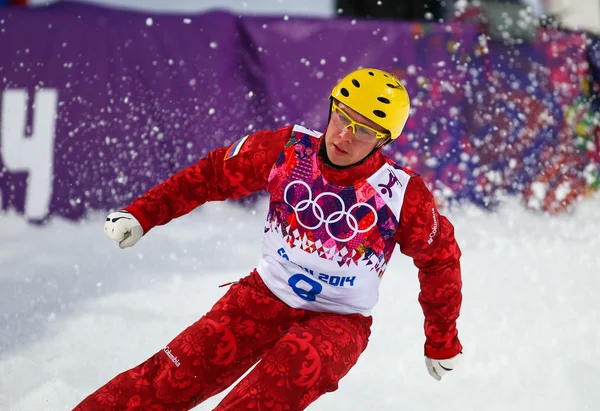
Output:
[425, 352, 462, 381]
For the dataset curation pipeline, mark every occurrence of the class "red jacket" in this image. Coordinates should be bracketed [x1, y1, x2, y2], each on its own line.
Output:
[126, 126, 463, 360]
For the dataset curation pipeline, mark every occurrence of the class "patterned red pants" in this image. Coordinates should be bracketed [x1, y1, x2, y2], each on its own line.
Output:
[73, 270, 372, 411]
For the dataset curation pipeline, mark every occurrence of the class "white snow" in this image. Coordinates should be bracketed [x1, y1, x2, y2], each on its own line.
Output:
[1, 194, 599, 410]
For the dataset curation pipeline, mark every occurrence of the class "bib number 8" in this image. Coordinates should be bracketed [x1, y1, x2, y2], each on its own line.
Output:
[288, 273, 323, 302]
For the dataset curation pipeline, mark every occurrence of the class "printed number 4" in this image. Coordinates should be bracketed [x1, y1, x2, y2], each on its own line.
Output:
[1, 89, 58, 219]
[288, 273, 323, 302]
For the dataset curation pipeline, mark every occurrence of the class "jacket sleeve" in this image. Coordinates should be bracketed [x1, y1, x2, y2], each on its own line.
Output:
[124, 126, 293, 234]
[393, 176, 463, 360]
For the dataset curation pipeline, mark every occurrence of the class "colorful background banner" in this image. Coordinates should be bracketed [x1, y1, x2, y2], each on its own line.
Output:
[0, 2, 598, 221]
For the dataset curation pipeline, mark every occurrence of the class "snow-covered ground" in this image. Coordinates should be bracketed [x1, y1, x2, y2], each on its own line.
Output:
[1, 194, 598, 410]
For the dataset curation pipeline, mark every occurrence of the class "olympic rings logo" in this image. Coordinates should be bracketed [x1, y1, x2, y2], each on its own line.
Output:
[283, 180, 378, 242]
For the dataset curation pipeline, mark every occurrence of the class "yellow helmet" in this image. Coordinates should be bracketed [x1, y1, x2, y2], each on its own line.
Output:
[330, 68, 410, 140]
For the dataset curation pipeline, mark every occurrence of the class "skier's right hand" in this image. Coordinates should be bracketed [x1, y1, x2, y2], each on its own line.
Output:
[104, 210, 143, 249]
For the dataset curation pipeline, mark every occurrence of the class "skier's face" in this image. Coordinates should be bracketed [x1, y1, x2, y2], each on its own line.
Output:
[325, 101, 388, 167]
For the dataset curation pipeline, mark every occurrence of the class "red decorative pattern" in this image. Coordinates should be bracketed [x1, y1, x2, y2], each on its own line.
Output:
[395, 177, 463, 359]
[74, 271, 371, 411]
[126, 127, 293, 234]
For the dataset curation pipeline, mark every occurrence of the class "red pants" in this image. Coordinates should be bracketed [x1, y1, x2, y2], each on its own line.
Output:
[74, 270, 372, 411]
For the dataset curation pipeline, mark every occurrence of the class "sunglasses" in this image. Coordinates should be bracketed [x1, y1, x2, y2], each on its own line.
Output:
[331, 100, 390, 141]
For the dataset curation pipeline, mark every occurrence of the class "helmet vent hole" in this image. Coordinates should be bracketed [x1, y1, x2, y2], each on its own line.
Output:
[352, 79, 361, 88]
[373, 110, 386, 118]
[377, 97, 391, 104]
[341, 88, 350, 97]
[368, 71, 375, 76]
[387, 83, 400, 88]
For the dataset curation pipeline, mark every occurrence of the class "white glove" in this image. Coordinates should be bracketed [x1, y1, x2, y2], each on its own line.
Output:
[104, 209, 143, 249]
[425, 352, 463, 381]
